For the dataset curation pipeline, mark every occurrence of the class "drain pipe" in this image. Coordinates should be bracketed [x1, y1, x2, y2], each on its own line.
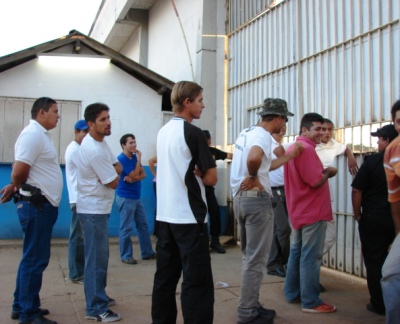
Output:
[170, 0, 195, 81]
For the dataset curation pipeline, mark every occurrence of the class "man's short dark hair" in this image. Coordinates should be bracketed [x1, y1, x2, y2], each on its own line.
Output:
[120, 133, 135, 148]
[300, 113, 325, 134]
[391, 100, 400, 122]
[84, 103, 110, 123]
[31, 97, 57, 119]
[262, 114, 281, 122]
[323, 118, 334, 126]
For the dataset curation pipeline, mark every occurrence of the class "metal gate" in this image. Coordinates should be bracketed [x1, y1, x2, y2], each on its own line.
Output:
[227, 0, 400, 277]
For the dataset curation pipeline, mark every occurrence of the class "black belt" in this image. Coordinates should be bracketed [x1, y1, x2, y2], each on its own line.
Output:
[271, 186, 284, 190]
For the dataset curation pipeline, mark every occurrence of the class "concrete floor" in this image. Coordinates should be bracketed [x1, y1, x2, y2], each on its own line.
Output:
[0, 237, 385, 324]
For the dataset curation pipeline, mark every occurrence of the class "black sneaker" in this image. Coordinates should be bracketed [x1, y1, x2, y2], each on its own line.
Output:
[143, 252, 157, 260]
[85, 309, 121, 322]
[366, 303, 385, 316]
[11, 308, 50, 320]
[107, 297, 116, 307]
[210, 238, 226, 254]
[19, 315, 57, 324]
[237, 313, 273, 324]
[121, 258, 137, 265]
[257, 305, 276, 319]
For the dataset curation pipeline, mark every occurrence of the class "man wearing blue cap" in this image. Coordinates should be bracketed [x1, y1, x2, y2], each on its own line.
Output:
[65, 120, 88, 284]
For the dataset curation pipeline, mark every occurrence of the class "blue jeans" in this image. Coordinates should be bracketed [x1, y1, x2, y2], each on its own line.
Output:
[116, 196, 154, 260]
[284, 220, 327, 309]
[12, 201, 58, 323]
[233, 191, 274, 322]
[381, 233, 400, 324]
[78, 213, 109, 316]
[68, 204, 84, 280]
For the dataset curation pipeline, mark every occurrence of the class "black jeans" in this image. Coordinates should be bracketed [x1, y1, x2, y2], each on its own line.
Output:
[206, 186, 221, 238]
[358, 211, 395, 313]
[152, 222, 214, 324]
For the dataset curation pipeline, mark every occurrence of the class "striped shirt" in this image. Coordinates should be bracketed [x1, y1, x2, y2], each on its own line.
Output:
[384, 135, 400, 202]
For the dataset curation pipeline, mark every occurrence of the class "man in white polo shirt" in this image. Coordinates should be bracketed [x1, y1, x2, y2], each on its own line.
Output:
[0, 97, 61, 324]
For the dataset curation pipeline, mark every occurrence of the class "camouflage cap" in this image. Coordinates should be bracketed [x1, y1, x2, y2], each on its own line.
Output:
[257, 98, 294, 117]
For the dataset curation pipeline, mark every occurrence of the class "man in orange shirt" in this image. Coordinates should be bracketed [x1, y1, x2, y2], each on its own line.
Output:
[382, 99, 400, 323]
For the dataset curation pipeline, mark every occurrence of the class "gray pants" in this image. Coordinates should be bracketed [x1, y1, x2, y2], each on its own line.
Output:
[234, 190, 274, 322]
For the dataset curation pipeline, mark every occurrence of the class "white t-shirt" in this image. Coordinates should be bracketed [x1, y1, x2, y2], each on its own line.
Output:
[230, 126, 273, 197]
[14, 120, 63, 207]
[269, 136, 284, 187]
[315, 139, 346, 168]
[65, 141, 80, 203]
[77, 134, 118, 214]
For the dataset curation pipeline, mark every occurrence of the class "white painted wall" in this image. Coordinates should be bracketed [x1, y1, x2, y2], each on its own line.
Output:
[0, 58, 162, 162]
[90, 0, 132, 44]
[90, 0, 230, 203]
[147, 0, 200, 83]
[121, 26, 142, 63]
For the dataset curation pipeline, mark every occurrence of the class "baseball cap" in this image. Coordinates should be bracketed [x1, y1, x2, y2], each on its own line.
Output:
[74, 120, 88, 131]
[371, 124, 398, 142]
[257, 98, 294, 117]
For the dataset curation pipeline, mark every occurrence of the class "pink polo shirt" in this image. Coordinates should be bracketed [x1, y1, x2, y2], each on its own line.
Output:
[284, 136, 333, 230]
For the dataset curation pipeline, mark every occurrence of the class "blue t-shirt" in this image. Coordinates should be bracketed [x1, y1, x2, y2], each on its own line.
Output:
[116, 152, 141, 199]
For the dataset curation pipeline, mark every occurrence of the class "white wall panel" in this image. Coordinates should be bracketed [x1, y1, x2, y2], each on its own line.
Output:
[228, 0, 400, 277]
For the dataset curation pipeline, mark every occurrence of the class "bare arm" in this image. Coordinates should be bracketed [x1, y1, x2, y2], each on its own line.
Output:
[311, 167, 337, 188]
[345, 147, 358, 175]
[11, 161, 31, 189]
[0, 184, 16, 203]
[351, 187, 363, 222]
[273, 145, 286, 158]
[105, 175, 120, 189]
[390, 201, 400, 235]
[226, 152, 233, 160]
[113, 162, 122, 175]
[202, 167, 218, 186]
[270, 142, 304, 171]
[148, 156, 157, 178]
[240, 146, 264, 191]
[126, 150, 142, 180]
[0, 161, 31, 203]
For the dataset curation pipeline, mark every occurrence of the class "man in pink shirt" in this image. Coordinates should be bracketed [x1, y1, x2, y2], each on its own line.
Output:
[284, 113, 337, 313]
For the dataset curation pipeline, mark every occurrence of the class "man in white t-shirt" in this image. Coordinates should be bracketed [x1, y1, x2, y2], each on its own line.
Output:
[151, 81, 217, 324]
[315, 118, 358, 174]
[315, 118, 358, 292]
[65, 120, 88, 284]
[230, 98, 303, 324]
[77, 103, 122, 323]
[0, 97, 61, 324]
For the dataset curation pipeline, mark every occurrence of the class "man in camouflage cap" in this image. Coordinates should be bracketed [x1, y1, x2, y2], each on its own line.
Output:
[257, 98, 295, 117]
[230, 98, 302, 323]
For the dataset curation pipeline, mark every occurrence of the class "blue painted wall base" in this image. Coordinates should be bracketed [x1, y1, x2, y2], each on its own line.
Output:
[0, 164, 228, 239]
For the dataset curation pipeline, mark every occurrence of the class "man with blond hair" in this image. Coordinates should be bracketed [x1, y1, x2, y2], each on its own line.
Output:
[152, 81, 217, 324]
